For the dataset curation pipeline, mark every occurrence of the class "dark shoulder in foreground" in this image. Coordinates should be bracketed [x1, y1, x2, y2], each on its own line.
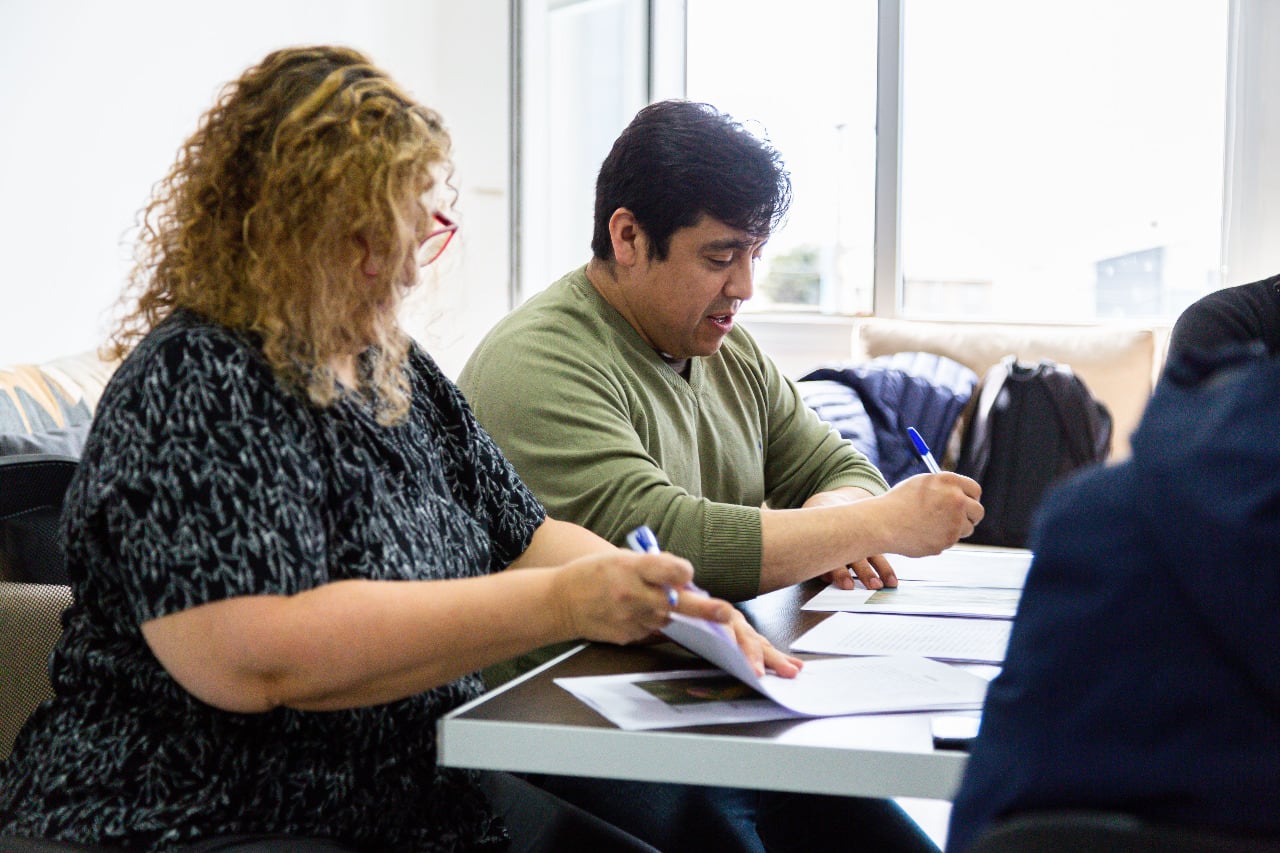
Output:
[1168, 273, 1280, 363]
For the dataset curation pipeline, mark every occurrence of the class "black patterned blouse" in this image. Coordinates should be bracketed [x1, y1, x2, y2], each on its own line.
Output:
[0, 311, 545, 851]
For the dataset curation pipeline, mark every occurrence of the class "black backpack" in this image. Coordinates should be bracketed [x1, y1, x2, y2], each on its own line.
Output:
[957, 356, 1112, 548]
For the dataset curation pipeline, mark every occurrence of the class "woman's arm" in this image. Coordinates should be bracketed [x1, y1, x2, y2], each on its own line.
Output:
[142, 540, 704, 714]
[509, 517, 803, 680]
[505, 516, 616, 568]
[143, 516, 801, 714]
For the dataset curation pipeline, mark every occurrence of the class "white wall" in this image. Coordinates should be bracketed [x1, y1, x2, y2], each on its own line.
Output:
[413, 4, 513, 377]
[0, 0, 511, 377]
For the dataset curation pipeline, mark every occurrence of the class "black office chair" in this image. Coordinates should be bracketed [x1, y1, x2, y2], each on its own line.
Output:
[0, 453, 113, 851]
[0, 453, 79, 584]
[1, 453, 77, 761]
[967, 810, 1280, 853]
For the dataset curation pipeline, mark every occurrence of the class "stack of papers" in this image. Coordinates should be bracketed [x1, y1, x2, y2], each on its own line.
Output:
[555, 549, 1028, 730]
[801, 581, 1021, 619]
[794, 548, 1028, 661]
[790, 612, 1011, 664]
[555, 603, 989, 730]
[802, 548, 1031, 618]
[887, 548, 1031, 588]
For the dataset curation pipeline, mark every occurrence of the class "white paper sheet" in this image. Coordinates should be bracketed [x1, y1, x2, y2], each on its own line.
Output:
[748, 654, 989, 717]
[554, 667, 808, 730]
[555, 655, 989, 730]
[790, 612, 1012, 664]
[659, 612, 766, 687]
[883, 548, 1033, 589]
[802, 580, 1021, 618]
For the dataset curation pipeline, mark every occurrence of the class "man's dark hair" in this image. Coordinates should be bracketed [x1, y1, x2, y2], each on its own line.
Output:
[590, 100, 792, 261]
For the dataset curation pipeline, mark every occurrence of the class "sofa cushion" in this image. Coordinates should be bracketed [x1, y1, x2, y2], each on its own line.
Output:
[0, 421, 92, 458]
[0, 365, 90, 435]
[40, 350, 120, 414]
[852, 317, 1157, 459]
[0, 350, 117, 437]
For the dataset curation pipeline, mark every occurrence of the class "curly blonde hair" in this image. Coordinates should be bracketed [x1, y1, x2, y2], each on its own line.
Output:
[111, 45, 453, 424]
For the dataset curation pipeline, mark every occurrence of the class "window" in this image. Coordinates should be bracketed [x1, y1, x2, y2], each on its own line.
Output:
[516, 0, 650, 303]
[898, 0, 1228, 322]
[520, 0, 1242, 323]
[684, 0, 1229, 322]
[686, 0, 879, 315]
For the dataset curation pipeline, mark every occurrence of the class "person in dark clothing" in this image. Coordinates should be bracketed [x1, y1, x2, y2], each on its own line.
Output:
[944, 343, 1280, 853]
[1167, 273, 1280, 363]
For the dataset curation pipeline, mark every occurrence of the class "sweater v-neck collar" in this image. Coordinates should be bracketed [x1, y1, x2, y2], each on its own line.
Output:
[574, 267, 705, 391]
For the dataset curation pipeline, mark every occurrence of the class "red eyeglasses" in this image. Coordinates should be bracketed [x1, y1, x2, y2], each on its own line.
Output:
[417, 212, 458, 266]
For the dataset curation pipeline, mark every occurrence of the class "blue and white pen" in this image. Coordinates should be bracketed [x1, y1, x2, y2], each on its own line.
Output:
[907, 426, 943, 474]
[627, 525, 734, 641]
[626, 525, 680, 607]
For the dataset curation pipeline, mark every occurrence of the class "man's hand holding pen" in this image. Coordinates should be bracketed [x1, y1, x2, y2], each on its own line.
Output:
[806, 426, 984, 591]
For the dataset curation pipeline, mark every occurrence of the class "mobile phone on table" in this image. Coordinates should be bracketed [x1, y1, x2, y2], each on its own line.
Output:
[931, 714, 981, 751]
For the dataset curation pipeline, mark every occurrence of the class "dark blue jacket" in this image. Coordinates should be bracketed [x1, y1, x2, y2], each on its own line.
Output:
[945, 347, 1280, 853]
[801, 352, 977, 484]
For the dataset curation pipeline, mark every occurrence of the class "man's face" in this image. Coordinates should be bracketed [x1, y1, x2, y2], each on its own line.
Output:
[627, 216, 767, 359]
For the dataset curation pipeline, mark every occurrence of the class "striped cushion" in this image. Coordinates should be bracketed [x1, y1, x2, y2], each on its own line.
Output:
[0, 351, 118, 437]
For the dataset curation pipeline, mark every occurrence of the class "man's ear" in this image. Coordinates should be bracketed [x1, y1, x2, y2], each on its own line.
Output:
[608, 208, 645, 267]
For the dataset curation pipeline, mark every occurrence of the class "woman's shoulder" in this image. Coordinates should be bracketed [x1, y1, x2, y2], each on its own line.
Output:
[97, 311, 290, 436]
[113, 311, 263, 386]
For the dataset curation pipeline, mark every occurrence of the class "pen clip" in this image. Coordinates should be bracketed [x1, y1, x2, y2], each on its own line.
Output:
[626, 526, 732, 640]
[626, 525, 659, 554]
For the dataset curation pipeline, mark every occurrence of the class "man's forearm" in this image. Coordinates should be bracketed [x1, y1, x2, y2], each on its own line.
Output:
[758, 473, 983, 594]
[799, 485, 878, 508]
[758, 499, 891, 593]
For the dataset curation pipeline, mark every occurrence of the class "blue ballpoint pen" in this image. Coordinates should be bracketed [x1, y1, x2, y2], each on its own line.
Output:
[626, 525, 680, 607]
[907, 426, 943, 474]
[626, 526, 732, 641]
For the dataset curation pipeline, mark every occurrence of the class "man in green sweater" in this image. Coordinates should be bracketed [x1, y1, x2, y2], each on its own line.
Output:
[456, 100, 983, 853]
[459, 100, 981, 605]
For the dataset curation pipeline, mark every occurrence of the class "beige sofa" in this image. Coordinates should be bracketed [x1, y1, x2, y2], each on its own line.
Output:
[849, 317, 1171, 461]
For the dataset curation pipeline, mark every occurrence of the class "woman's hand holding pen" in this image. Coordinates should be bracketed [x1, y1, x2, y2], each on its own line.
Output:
[547, 547, 803, 679]
[624, 525, 802, 677]
[551, 550, 735, 646]
[659, 583, 803, 679]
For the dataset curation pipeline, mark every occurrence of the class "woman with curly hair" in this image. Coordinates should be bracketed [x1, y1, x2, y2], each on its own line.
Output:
[0, 45, 797, 852]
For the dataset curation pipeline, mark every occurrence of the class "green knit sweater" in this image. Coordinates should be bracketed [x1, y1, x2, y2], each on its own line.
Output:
[458, 266, 888, 602]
